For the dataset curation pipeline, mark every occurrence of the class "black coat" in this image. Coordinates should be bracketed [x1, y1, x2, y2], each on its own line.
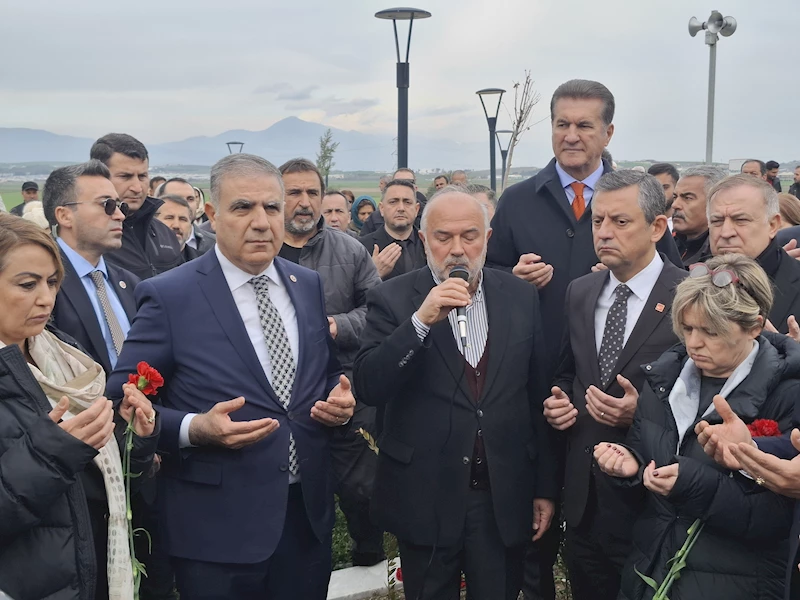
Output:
[618, 333, 800, 600]
[762, 246, 800, 335]
[51, 248, 140, 374]
[0, 337, 159, 600]
[486, 158, 683, 379]
[105, 197, 183, 280]
[554, 257, 686, 532]
[358, 191, 426, 236]
[183, 226, 216, 261]
[353, 267, 558, 547]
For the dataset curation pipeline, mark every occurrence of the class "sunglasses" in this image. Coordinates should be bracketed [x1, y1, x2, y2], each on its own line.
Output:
[64, 198, 129, 216]
[688, 263, 740, 287]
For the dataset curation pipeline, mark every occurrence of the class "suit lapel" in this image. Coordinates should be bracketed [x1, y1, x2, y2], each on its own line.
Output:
[584, 272, 608, 387]
[606, 263, 674, 389]
[769, 253, 800, 330]
[542, 170, 578, 226]
[479, 270, 510, 404]
[195, 252, 284, 411]
[59, 251, 112, 372]
[106, 264, 137, 321]
[412, 269, 472, 402]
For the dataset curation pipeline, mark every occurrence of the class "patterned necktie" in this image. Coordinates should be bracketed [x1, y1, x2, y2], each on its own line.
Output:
[251, 275, 298, 475]
[598, 283, 633, 387]
[570, 181, 586, 220]
[89, 270, 125, 357]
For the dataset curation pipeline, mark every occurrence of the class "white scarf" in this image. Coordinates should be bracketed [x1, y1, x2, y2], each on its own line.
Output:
[12, 331, 134, 599]
[668, 340, 759, 453]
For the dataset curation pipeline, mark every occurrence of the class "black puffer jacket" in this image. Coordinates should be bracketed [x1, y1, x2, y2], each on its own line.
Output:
[619, 333, 799, 600]
[0, 341, 159, 600]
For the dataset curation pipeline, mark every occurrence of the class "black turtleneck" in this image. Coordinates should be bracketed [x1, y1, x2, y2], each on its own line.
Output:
[755, 237, 782, 279]
[675, 230, 711, 267]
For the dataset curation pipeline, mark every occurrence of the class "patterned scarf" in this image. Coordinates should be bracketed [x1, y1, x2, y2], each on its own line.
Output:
[16, 330, 134, 599]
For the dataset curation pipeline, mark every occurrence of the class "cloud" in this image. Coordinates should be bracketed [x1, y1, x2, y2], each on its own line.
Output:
[253, 83, 319, 101]
[286, 96, 380, 117]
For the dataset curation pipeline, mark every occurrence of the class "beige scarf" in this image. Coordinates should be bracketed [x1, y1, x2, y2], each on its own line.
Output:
[15, 330, 134, 599]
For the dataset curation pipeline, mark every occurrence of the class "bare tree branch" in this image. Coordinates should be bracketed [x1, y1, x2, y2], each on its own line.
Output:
[501, 71, 541, 192]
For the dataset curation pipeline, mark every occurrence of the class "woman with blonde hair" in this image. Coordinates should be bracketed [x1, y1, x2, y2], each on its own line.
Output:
[0, 213, 159, 600]
[595, 253, 799, 600]
[778, 192, 800, 228]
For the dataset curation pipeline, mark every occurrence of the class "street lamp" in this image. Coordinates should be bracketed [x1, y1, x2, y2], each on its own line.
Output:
[495, 129, 513, 191]
[688, 10, 737, 164]
[375, 7, 432, 169]
[476, 88, 505, 191]
[226, 141, 244, 154]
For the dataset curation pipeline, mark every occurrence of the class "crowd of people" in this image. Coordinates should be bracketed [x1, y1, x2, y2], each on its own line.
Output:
[1, 78, 800, 600]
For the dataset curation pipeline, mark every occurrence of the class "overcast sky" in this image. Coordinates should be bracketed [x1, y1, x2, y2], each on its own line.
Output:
[1, 0, 796, 168]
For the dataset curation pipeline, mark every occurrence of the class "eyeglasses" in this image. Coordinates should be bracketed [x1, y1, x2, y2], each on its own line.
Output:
[689, 263, 740, 287]
[63, 198, 129, 216]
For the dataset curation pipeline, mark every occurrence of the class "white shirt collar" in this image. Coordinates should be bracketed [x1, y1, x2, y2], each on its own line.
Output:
[606, 252, 664, 302]
[214, 245, 283, 292]
[554, 161, 605, 191]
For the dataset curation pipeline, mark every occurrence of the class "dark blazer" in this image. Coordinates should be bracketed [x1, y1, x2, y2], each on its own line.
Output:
[553, 256, 686, 532]
[183, 226, 216, 261]
[353, 267, 558, 548]
[106, 250, 343, 564]
[769, 249, 800, 334]
[486, 158, 683, 378]
[51, 248, 140, 374]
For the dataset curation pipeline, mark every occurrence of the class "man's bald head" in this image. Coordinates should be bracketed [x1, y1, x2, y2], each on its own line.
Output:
[419, 187, 492, 287]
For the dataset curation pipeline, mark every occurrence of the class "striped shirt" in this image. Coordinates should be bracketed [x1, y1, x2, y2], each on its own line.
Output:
[411, 270, 489, 367]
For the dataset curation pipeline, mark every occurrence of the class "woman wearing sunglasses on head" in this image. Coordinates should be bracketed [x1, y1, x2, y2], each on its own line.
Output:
[0, 214, 160, 600]
[595, 253, 799, 600]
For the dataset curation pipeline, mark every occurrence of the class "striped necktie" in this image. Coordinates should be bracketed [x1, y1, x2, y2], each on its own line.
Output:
[89, 270, 125, 357]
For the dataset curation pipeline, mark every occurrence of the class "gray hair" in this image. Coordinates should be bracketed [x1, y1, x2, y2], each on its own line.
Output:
[42, 159, 112, 227]
[707, 174, 780, 220]
[680, 165, 728, 199]
[594, 170, 666, 224]
[550, 79, 615, 126]
[466, 184, 497, 207]
[421, 185, 490, 232]
[209, 153, 284, 209]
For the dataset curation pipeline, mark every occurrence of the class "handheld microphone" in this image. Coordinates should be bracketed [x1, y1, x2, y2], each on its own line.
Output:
[448, 266, 469, 348]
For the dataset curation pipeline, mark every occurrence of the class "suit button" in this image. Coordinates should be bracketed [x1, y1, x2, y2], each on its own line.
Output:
[475, 457, 482, 465]
[659, 387, 665, 393]
[584, 447, 591, 454]
[566, 229, 575, 238]
[477, 429, 483, 437]
[645, 365, 652, 371]
[476, 409, 484, 418]
[462, 456, 471, 465]
[471, 480, 479, 487]
[287, 411, 294, 421]
[279, 463, 288, 472]
[475, 370, 481, 377]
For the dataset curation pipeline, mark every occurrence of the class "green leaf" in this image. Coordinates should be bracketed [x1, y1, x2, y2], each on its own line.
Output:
[634, 564, 660, 592]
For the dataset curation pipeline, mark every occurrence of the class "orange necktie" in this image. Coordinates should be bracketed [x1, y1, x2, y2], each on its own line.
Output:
[570, 182, 586, 220]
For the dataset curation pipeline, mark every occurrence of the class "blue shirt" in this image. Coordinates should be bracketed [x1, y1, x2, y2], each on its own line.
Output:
[57, 238, 131, 368]
[555, 161, 605, 207]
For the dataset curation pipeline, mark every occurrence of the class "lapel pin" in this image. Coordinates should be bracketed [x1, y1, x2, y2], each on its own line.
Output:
[119, 281, 127, 289]
[289, 275, 297, 283]
[655, 303, 665, 313]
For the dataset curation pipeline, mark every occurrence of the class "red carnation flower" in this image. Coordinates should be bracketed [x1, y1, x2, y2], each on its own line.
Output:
[747, 419, 781, 438]
[127, 361, 164, 396]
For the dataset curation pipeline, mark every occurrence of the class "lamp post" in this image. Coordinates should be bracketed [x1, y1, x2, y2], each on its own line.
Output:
[226, 141, 244, 154]
[688, 10, 737, 164]
[476, 88, 505, 191]
[495, 129, 513, 191]
[375, 7, 431, 169]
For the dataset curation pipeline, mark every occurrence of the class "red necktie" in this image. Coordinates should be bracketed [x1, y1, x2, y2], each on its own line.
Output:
[570, 182, 586, 220]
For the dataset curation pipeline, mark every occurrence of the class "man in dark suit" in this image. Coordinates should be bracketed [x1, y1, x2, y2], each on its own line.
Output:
[354, 187, 558, 600]
[543, 171, 686, 600]
[106, 153, 356, 600]
[486, 78, 682, 600]
[696, 396, 800, 600]
[43, 160, 139, 374]
[708, 174, 800, 335]
[360, 179, 426, 281]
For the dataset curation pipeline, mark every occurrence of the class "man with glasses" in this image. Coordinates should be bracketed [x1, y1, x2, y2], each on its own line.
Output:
[44, 160, 139, 375]
[90, 133, 183, 280]
[360, 179, 426, 281]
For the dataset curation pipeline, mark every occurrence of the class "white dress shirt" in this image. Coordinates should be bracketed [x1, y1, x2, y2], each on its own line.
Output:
[555, 161, 605, 207]
[594, 252, 664, 354]
[179, 246, 299, 449]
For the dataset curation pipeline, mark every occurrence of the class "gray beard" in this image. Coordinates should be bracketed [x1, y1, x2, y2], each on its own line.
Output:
[286, 217, 316, 235]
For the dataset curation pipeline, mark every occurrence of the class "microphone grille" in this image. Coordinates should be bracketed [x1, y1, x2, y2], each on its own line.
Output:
[448, 266, 469, 281]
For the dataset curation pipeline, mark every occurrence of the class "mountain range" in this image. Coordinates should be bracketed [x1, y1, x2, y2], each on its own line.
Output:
[0, 118, 491, 171]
